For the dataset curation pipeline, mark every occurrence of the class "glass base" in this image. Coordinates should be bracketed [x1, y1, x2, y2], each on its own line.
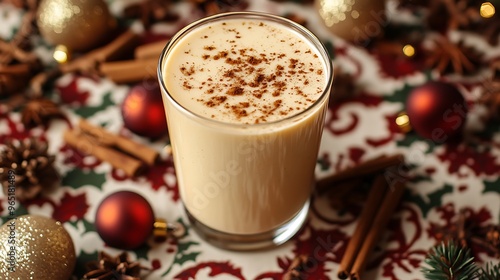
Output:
[185, 200, 310, 251]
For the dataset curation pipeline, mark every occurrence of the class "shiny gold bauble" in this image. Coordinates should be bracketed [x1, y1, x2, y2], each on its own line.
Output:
[37, 0, 116, 52]
[316, 0, 386, 43]
[0, 215, 76, 279]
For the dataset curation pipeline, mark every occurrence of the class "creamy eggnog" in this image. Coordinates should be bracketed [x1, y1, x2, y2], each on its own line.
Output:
[159, 12, 332, 249]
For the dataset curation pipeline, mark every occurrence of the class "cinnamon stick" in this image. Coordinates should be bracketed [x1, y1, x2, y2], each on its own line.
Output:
[64, 130, 145, 177]
[349, 180, 406, 280]
[92, 29, 140, 62]
[60, 29, 140, 74]
[316, 154, 404, 194]
[99, 58, 157, 83]
[59, 53, 98, 74]
[10, 11, 36, 49]
[29, 68, 62, 97]
[0, 63, 31, 76]
[1, 94, 26, 110]
[78, 119, 159, 165]
[0, 74, 26, 95]
[0, 40, 37, 64]
[337, 174, 388, 279]
[134, 39, 169, 60]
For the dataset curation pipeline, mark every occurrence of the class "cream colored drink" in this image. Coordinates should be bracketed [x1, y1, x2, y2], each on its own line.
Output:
[159, 12, 332, 246]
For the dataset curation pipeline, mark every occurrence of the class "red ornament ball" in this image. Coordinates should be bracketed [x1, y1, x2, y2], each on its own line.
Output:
[95, 191, 155, 250]
[121, 82, 168, 139]
[406, 81, 467, 142]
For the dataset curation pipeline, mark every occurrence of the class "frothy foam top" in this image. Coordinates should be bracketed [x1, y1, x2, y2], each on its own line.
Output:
[163, 18, 327, 124]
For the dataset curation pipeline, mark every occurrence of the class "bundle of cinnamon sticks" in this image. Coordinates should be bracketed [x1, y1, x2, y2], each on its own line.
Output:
[316, 154, 407, 279]
[2, 27, 165, 96]
[64, 119, 159, 177]
[0, 39, 40, 96]
[98, 37, 169, 83]
[55, 28, 169, 84]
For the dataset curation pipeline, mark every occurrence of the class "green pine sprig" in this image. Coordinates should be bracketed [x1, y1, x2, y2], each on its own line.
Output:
[478, 262, 500, 280]
[421, 242, 480, 280]
[422, 241, 500, 280]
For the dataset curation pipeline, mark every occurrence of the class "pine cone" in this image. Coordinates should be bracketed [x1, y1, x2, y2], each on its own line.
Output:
[0, 138, 59, 201]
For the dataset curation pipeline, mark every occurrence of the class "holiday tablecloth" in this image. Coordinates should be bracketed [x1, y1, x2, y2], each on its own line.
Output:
[1, 0, 500, 279]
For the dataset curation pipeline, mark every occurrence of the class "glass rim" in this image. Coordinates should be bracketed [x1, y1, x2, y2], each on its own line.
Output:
[157, 11, 334, 129]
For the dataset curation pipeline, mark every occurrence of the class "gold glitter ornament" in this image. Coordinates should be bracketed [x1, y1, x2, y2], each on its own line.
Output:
[315, 0, 386, 44]
[36, 0, 116, 52]
[0, 215, 76, 279]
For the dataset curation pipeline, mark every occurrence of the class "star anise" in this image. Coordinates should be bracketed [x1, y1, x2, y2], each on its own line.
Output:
[424, 36, 483, 75]
[83, 251, 149, 280]
[478, 61, 500, 121]
[21, 97, 64, 128]
[426, 0, 481, 33]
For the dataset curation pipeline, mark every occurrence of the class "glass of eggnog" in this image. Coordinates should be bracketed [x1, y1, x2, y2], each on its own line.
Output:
[158, 12, 333, 250]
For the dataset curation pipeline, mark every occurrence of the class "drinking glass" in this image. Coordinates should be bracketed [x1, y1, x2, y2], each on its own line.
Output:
[158, 12, 333, 250]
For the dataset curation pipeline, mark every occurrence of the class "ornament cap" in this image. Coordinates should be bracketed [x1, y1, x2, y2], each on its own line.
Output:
[153, 218, 185, 241]
[396, 111, 412, 133]
[53, 45, 70, 64]
[153, 218, 168, 241]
